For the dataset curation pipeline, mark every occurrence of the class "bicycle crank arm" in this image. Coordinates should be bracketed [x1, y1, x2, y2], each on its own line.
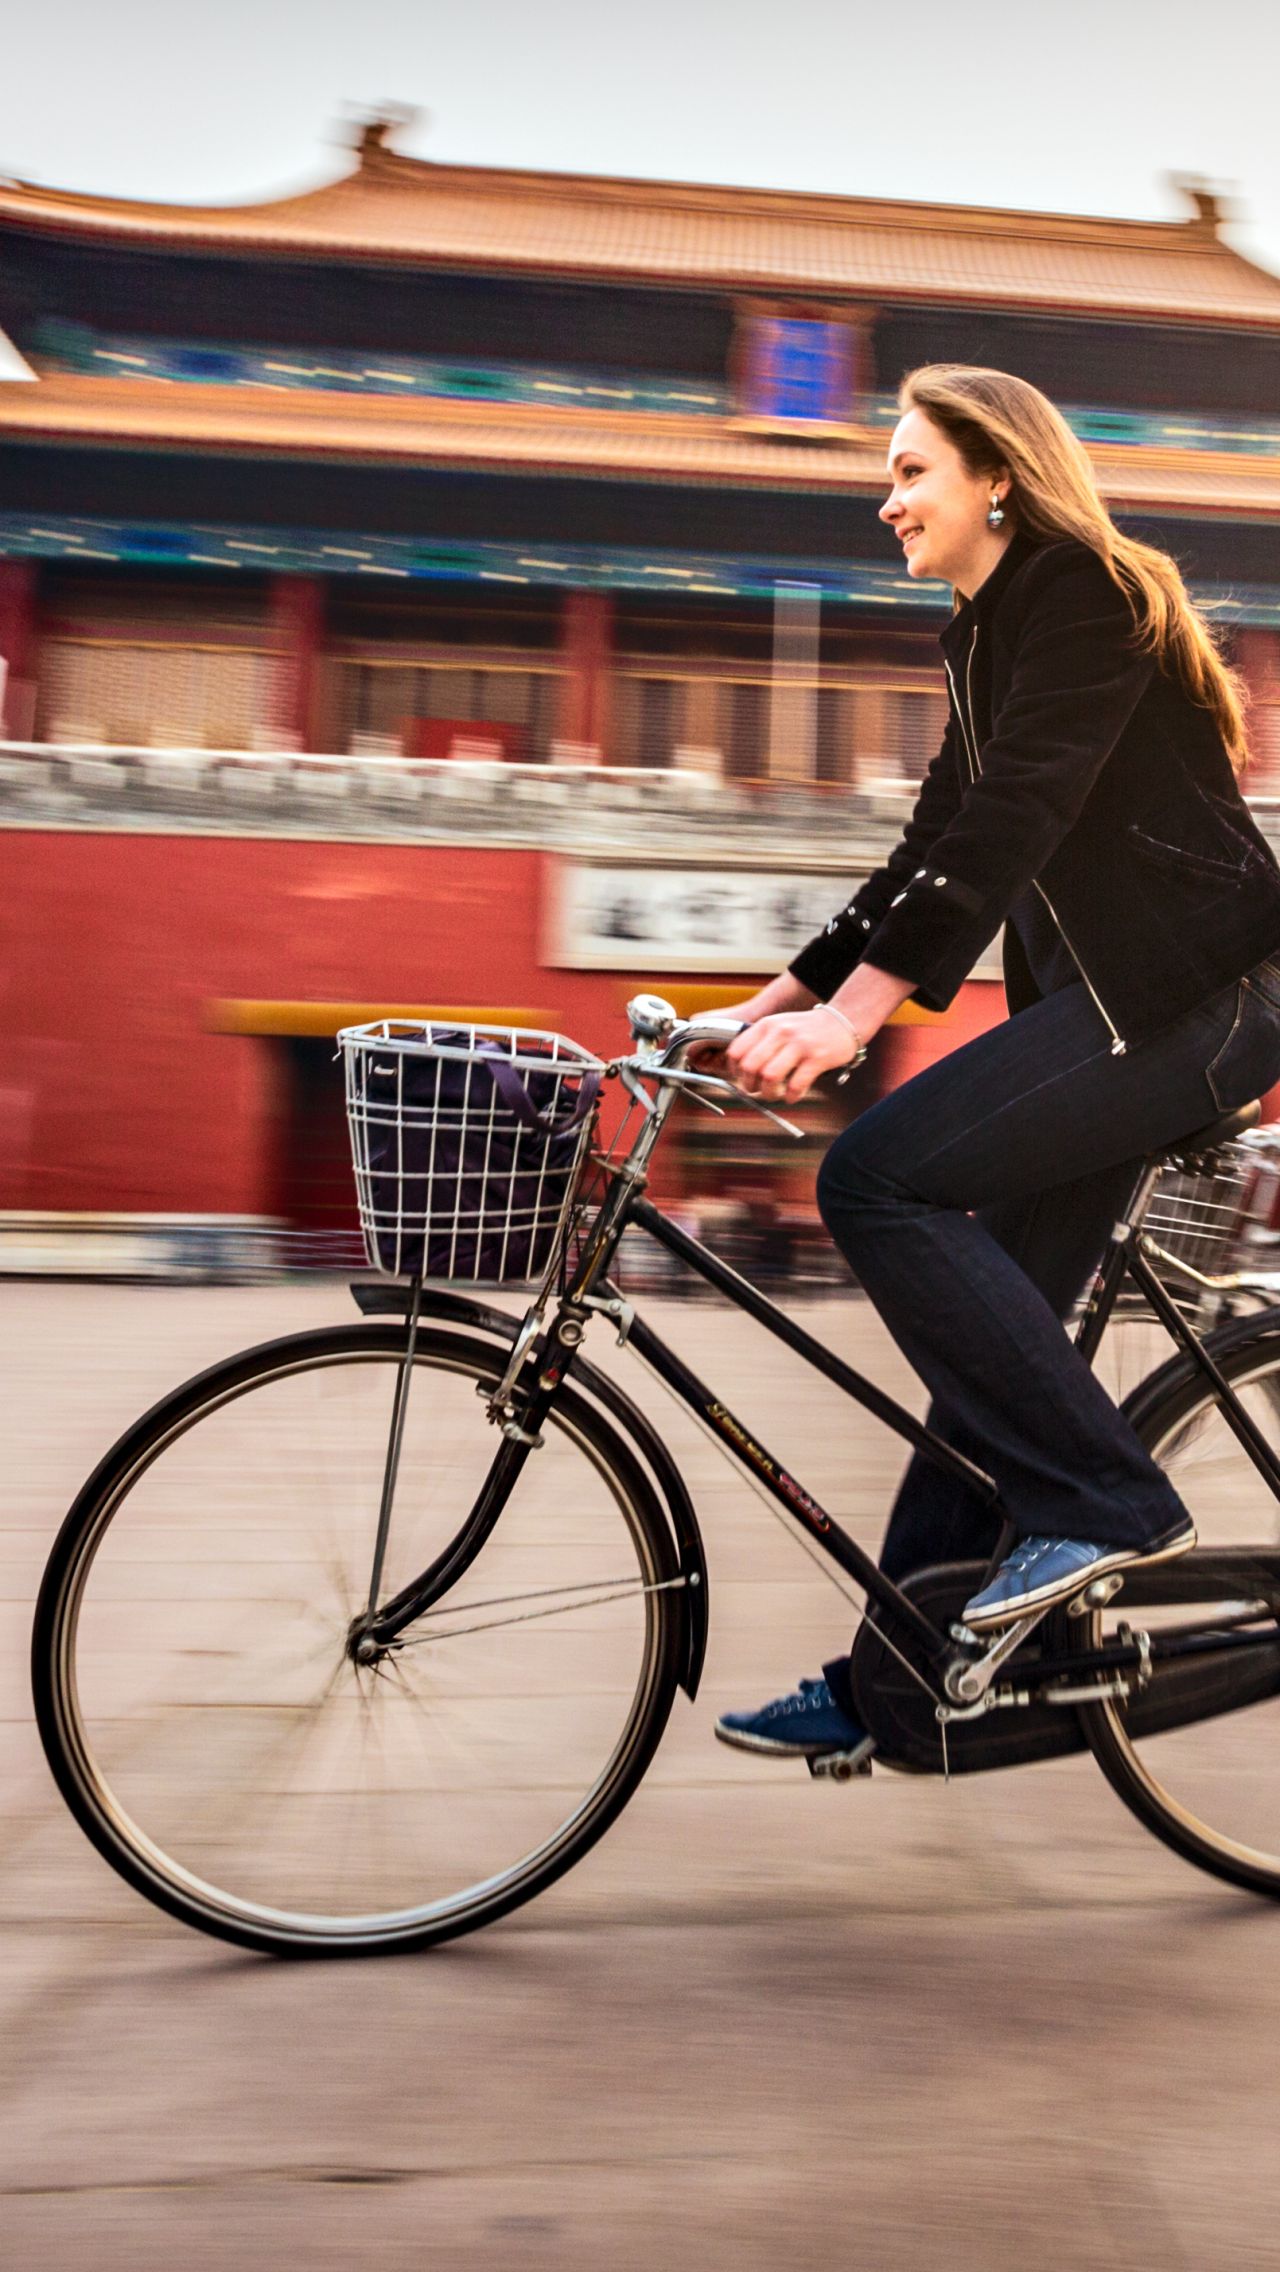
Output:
[943, 1607, 1049, 1704]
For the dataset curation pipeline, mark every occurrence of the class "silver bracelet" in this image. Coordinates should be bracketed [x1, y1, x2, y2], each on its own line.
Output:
[817, 1002, 869, 1081]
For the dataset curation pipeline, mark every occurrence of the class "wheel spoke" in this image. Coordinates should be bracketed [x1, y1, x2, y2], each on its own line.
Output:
[394, 1573, 688, 1647]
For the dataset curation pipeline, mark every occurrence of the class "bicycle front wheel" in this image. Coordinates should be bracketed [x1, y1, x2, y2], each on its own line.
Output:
[33, 1324, 683, 1954]
[1078, 1315, 1280, 1896]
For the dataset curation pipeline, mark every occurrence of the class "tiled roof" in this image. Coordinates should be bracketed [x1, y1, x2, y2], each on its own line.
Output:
[3, 372, 1279, 517]
[4, 144, 1280, 325]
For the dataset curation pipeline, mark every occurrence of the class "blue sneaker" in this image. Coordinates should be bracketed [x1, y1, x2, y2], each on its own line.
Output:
[715, 1676, 873, 1762]
[962, 1520, 1196, 1630]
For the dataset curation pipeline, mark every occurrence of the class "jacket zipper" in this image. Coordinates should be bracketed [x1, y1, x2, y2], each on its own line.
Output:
[944, 627, 1127, 1055]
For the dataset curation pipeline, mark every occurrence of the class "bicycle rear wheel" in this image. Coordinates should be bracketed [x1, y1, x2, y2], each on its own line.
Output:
[1077, 1315, 1280, 1896]
[33, 1324, 683, 1954]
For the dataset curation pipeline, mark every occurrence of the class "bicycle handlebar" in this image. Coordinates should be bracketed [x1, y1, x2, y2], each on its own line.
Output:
[619, 993, 803, 1137]
[623, 992, 747, 1068]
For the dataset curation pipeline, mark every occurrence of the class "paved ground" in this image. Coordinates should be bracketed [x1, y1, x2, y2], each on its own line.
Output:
[3, 1280, 1279, 2270]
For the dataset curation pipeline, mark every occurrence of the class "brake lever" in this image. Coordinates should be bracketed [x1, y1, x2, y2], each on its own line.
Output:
[677, 1081, 728, 1119]
[738, 1095, 805, 1140]
[663, 1067, 805, 1140]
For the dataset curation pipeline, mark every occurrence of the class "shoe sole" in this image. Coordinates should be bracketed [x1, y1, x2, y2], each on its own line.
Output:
[713, 1722, 870, 1762]
[962, 1525, 1197, 1632]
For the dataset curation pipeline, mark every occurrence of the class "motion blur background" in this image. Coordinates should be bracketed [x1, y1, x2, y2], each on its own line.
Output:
[3, 1, 1280, 1283]
[9, 11, 1280, 2269]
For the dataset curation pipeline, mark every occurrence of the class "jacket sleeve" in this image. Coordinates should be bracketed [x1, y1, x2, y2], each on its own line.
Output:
[788, 712, 964, 998]
[858, 548, 1155, 1011]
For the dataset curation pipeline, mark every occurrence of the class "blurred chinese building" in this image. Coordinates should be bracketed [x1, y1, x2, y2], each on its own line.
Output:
[1, 126, 1279, 1270]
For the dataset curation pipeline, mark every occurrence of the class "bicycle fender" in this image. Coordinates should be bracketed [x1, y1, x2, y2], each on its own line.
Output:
[351, 1280, 516, 1338]
[1119, 1302, 1280, 1438]
[349, 1282, 710, 1699]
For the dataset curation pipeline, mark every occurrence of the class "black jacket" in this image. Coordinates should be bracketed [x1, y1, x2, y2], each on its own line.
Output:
[790, 531, 1280, 1049]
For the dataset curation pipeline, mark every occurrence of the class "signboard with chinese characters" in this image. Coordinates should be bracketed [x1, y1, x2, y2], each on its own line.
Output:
[544, 858, 1006, 979]
[546, 860, 864, 972]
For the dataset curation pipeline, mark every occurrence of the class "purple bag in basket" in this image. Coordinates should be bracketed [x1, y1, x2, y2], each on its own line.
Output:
[363, 1031, 600, 1282]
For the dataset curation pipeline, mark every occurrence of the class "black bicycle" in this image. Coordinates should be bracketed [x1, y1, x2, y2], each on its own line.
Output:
[31, 997, 1280, 1955]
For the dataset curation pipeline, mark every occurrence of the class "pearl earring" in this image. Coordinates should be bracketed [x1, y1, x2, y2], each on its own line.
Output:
[987, 493, 1006, 529]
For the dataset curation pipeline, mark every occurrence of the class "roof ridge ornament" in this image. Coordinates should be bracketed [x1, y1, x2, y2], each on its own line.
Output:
[1169, 174, 1231, 239]
[349, 107, 423, 170]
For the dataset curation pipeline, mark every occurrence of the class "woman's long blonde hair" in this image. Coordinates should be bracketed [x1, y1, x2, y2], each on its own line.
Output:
[898, 363, 1249, 768]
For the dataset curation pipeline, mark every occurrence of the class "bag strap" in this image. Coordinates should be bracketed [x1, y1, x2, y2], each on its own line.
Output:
[485, 1052, 602, 1140]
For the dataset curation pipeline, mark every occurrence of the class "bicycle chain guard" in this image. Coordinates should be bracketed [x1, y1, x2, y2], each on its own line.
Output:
[848, 1564, 1087, 1778]
[850, 1560, 1280, 1777]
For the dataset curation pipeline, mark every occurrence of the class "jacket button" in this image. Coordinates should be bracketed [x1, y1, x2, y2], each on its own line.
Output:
[934, 875, 947, 886]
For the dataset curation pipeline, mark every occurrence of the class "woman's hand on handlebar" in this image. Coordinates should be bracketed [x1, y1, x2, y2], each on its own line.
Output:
[722, 965, 915, 1105]
[724, 1007, 862, 1105]
[684, 972, 817, 1081]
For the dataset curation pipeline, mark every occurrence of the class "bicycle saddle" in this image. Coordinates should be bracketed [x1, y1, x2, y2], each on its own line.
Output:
[1159, 1097, 1262, 1163]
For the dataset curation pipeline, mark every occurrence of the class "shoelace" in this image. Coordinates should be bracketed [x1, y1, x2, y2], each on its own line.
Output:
[762, 1678, 829, 1721]
[992, 1537, 1095, 1591]
[1001, 1542, 1044, 1580]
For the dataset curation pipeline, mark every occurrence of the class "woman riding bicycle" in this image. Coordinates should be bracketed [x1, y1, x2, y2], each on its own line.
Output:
[715, 362, 1280, 1766]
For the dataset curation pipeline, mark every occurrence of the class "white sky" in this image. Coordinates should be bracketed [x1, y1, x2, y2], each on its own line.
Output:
[3, 0, 1280, 280]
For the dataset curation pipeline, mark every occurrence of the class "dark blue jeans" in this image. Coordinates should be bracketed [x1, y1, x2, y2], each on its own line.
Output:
[815, 959, 1280, 1691]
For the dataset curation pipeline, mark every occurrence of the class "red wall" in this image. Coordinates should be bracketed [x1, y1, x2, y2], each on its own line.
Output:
[0, 830, 1003, 1217]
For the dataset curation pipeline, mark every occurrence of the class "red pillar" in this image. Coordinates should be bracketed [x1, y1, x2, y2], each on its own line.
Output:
[1237, 627, 1280, 792]
[267, 575, 325, 752]
[0, 560, 39, 741]
[557, 591, 614, 759]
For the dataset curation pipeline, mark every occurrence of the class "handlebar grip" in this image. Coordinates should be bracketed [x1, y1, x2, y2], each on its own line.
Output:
[657, 1015, 749, 1069]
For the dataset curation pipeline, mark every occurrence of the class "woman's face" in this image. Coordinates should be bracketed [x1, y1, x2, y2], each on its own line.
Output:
[879, 406, 1007, 591]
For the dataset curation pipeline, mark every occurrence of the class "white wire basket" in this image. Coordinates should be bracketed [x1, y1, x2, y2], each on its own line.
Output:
[339, 1019, 604, 1284]
[1137, 1126, 1280, 1321]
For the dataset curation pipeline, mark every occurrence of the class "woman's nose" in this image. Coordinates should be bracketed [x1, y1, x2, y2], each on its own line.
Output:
[879, 496, 898, 524]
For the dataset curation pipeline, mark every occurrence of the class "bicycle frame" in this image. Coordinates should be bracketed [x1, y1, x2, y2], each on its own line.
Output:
[360, 1061, 1280, 1718]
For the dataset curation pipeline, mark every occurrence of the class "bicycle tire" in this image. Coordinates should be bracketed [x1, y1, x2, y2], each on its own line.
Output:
[1076, 1313, 1280, 1897]
[33, 1322, 684, 1956]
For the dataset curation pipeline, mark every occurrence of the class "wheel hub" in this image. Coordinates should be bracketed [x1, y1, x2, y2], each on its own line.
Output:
[348, 1624, 387, 1667]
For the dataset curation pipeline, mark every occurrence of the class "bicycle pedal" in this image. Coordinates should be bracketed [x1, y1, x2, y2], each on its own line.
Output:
[808, 1747, 874, 1783]
[1067, 1572, 1126, 1617]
